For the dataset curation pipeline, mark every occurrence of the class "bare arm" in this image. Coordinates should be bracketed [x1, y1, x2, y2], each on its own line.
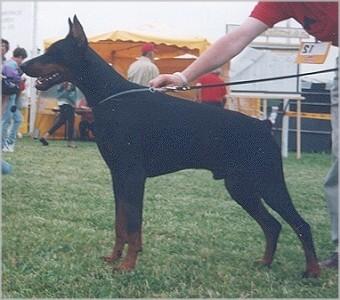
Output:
[150, 17, 269, 88]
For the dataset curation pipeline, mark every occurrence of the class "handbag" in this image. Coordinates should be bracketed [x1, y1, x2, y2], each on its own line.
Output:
[2, 77, 19, 95]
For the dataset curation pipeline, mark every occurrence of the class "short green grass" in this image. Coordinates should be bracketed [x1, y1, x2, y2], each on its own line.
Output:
[2, 137, 338, 298]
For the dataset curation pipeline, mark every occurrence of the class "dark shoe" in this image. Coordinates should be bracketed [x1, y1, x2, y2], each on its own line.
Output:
[320, 252, 338, 269]
[39, 137, 49, 146]
[67, 142, 77, 148]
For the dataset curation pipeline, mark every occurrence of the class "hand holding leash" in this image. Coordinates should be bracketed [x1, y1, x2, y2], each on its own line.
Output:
[149, 72, 188, 89]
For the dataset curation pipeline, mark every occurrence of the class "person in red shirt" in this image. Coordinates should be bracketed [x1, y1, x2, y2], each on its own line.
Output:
[150, 2, 337, 88]
[196, 68, 227, 108]
[150, 1, 339, 270]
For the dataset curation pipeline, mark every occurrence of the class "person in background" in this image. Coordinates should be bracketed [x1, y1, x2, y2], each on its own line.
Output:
[78, 98, 95, 141]
[39, 82, 78, 148]
[3, 78, 26, 151]
[2, 47, 27, 152]
[150, 2, 338, 269]
[196, 68, 227, 108]
[127, 43, 160, 86]
[1, 38, 12, 173]
[322, 57, 339, 269]
[1, 39, 10, 111]
[1, 38, 9, 61]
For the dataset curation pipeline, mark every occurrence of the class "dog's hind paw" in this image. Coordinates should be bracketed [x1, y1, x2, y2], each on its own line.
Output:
[101, 254, 121, 264]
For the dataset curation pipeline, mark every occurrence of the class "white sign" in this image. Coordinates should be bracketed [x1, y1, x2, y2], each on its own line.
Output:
[296, 42, 331, 64]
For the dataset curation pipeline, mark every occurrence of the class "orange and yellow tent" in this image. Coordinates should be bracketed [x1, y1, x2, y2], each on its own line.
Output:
[44, 29, 210, 76]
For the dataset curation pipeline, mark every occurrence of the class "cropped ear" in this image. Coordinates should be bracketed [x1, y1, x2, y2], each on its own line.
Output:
[67, 17, 74, 39]
[67, 15, 88, 48]
[68, 17, 73, 32]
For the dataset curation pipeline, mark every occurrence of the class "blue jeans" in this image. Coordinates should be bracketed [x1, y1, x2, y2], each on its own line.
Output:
[1, 94, 23, 147]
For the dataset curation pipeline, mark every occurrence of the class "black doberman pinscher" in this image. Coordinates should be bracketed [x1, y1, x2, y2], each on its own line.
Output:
[21, 16, 320, 277]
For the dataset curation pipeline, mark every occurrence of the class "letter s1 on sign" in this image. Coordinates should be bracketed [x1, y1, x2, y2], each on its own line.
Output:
[296, 42, 331, 64]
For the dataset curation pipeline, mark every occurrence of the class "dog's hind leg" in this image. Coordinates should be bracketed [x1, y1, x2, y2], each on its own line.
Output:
[108, 166, 146, 271]
[224, 176, 282, 267]
[260, 181, 320, 278]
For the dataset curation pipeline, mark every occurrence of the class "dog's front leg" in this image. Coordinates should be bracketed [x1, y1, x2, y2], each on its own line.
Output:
[107, 166, 146, 271]
[102, 198, 128, 263]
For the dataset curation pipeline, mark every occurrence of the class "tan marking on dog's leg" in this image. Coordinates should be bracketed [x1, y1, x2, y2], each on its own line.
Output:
[116, 231, 142, 271]
[103, 204, 127, 263]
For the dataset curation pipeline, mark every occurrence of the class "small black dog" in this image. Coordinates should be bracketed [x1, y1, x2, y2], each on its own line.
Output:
[21, 16, 320, 277]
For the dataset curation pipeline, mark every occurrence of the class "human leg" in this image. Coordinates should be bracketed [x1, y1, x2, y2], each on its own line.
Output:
[321, 60, 338, 269]
[6, 108, 23, 150]
[1, 94, 16, 150]
[64, 105, 76, 147]
[79, 120, 89, 140]
[39, 105, 67, 145]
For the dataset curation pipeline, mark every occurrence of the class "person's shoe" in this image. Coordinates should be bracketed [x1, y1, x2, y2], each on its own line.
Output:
[320, 252, 338, 269]
[39, 137, 49, 146]
[67, 142, 77, 148]
[7, 143, 15, 152]
[2, 143, 14, 153]
[2, 142, 9, 152]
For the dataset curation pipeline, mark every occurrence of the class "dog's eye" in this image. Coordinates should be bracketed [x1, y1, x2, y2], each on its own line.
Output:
[45, 48, 63, 62]
[45, 43, 63, 57]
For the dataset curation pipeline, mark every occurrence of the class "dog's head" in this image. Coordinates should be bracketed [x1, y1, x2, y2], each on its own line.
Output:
[21, 15, 88, 91]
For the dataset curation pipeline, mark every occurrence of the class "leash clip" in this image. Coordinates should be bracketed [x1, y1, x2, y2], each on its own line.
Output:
[148, 87, 163, 93]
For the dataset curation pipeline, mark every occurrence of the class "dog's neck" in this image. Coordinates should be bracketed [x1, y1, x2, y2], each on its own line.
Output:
[73, 47, 135, 107]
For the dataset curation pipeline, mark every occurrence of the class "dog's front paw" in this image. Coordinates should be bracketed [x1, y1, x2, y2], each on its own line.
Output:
[254, 258, 272, 268]
[113, 254, 138, 272]
[114, 261, 136, 272]
[302, 263, 321, 278]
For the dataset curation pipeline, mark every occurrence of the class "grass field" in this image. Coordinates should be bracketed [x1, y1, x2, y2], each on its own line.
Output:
[2, 137, 338, 298]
